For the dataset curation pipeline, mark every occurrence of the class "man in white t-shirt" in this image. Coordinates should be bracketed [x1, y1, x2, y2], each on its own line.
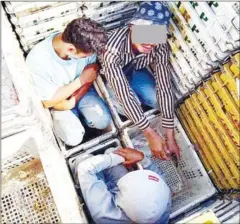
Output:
[26, 18, 111, 146]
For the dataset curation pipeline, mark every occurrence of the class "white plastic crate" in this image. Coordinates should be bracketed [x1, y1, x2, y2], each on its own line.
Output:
[209, 2, 240, 45]
[168, 19, 211, 78]
[83, 2, 136, 19]
[175, 198, 240, 223]
[93, 5, 138, 25]
[168, 2, 218, 69]
[96, 75, 159, 130]
[15, 12, 82, 38]
[56, 82, 118, 159]
[168, 37, 202, 86]
[179, 2, 229, 62]
[67, 138, 149, 223]
[193, 2, 237, 52]
[1, 129, 86, 224]
[82, 2, 111, 10]
[1, 137, 61, 224]
[1, 11, 39, 138]
[4, 2, 64, 17]
[121, 114, 217, 218]
[10, 2, 79, 28]
[170, 53, 196, 91]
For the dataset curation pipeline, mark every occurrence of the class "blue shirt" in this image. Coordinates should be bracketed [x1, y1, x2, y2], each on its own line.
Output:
[76, 153, 172, 224]
[26, 33, 97, 100]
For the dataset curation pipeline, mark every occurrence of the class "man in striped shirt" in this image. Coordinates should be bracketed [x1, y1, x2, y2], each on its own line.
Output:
[102, 2, 180, 160]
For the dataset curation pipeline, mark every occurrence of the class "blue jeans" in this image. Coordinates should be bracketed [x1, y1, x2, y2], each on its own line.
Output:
[127, 68, 158, 109]
[71, 87, 111, 130]
[107, 67, 158, 116]
[51, 87, 111, 146]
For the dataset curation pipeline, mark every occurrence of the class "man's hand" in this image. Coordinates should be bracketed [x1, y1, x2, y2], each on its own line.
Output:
[114, 148, 144, 165]
[80, 63, 99, 85]
[143, 127, 170, 160]
[166, 134, 180, 160]
[165, 128, 180, 159]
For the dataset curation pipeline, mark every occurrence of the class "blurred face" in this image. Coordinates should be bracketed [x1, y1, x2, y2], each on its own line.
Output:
[130, 24, 167, 54]
[132, 43, 156, 54]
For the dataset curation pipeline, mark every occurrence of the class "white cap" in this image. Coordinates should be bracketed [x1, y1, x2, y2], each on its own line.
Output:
[116, 170, 171, 223]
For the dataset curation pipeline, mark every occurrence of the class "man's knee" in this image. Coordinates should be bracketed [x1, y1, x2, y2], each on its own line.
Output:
[86, 105, 112, 130]
[62, 128, 85, 146]
[51, 110, 85, 147]
[90, 112, 111, 130]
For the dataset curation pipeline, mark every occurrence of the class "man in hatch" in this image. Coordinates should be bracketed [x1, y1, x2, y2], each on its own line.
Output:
[26, 18, 111, 146]
[71, 147, 172, 224]
[102, 2, 180, 160]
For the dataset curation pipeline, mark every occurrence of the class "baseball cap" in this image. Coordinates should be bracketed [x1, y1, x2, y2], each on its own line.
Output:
[116, 169, 171, 223]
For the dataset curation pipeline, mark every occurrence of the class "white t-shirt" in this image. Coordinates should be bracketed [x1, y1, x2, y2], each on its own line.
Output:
[26, 33, 97, 100]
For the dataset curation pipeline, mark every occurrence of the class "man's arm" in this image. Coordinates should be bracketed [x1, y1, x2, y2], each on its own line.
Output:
[52, 82, 93, 110]
[42, 78, 81, 108]
[103, 50, 150, 130]
[103, 50, 169, 160]
[154, 43, 180, 158]
[154, 43, 174, 129]
[43, 64, 99, 109]
[77, 153, 130, 223]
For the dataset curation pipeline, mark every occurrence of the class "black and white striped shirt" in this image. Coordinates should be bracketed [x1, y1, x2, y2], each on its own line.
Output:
[102, 26, 174, 130]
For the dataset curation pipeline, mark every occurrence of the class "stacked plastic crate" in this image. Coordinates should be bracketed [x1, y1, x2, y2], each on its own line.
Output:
[81, 1, 139, 30]
[4, 2, 83, 52]
[3, 1, 139, 53]
[2, 1, 240, 223]
[168, 2, 240, 191]
[2, 2, 139, 159]
[1, 7, 87, 223]
[168, 1, 239, 102]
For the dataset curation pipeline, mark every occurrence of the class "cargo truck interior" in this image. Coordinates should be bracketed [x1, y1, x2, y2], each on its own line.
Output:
[1, 1, 240, 224]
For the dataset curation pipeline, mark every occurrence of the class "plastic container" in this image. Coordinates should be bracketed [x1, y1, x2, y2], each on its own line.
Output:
[175, 198, 240, 224]
[83, 2, 136, 19]
[5, 2, 63, 17]
[209, 2, 240, 46]
[2, 14, 38, 138]
[193, 2, 236, 52]
[15, 13, 81, 37]
[121, 114, 217, 218]
[10, 3, 79, 28]
[94, 5, 137, 25]
[96, 75, 159, 130]
[168, 19, 210, 78]
[1, 131, 61, 224]
[1, 128, 87, 224]
[67, 138, 122, 223]
[179, 2, 229, 62]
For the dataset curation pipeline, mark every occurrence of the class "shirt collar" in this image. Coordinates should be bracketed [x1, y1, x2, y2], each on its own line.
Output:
[123, 27, 132, 54]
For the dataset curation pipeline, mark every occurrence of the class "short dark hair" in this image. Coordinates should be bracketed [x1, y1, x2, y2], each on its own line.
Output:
[62, 18, 107, 55]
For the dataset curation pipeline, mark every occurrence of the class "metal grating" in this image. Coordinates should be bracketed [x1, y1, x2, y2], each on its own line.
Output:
[1, 157, 61, 224]
[131, 132, 183, 194]
[123, 115, 216, 218]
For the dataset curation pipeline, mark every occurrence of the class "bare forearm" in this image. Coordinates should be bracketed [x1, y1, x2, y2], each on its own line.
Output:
[52, 79, 81, 102]
[164, 128, 175, 140]
[42, 79, 81, 108]
[53, 98, 76, 110]
[70, 82, 93, 103]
